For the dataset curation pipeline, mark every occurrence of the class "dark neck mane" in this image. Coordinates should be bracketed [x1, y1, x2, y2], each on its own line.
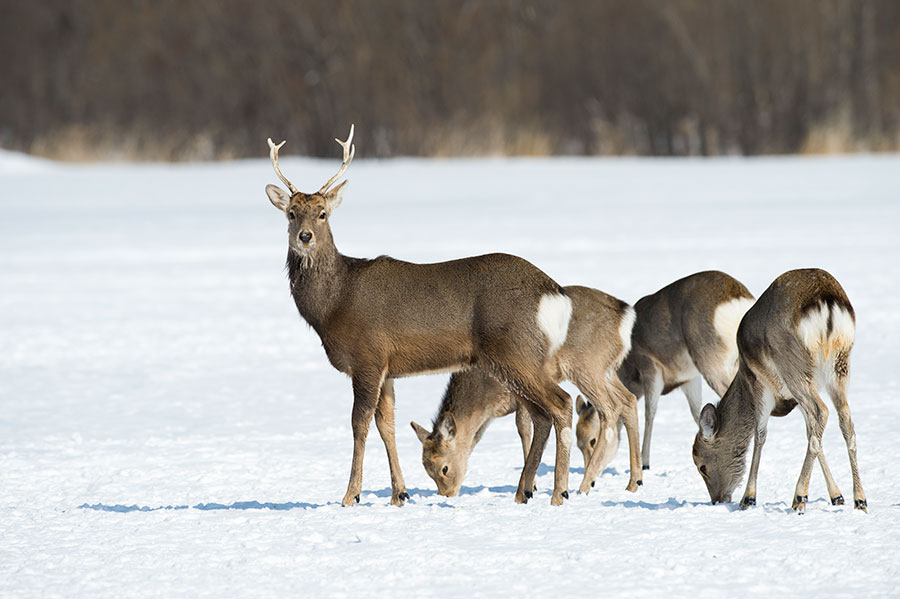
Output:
[286, 246, 348, 334]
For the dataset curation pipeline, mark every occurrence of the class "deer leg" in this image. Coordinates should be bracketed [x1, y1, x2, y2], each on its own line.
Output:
[791, 391, 828, 513]
[614, 378, 643, 492]
[681, 376, 704, 424]
[514, 403, 533, 463]
[641, 368, 664, 470]
[816, 451, 844, 506]
[547, 384, 574, 506]
[830, 378, 866, 511]
[579, 399, 617, 494]
[516, 402, 551, 504]
[573, 377, 618, 494]
[374, 377, 409, 506]
[740, 419, 768, 509]
[342, 369, 384, 506]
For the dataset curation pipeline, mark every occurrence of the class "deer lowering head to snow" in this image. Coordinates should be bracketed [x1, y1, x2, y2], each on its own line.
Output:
[265, 126, 575, 506]
[596, 271, 756, 471]
[692, 268, 866, 512]
[411, 285, 642, 497]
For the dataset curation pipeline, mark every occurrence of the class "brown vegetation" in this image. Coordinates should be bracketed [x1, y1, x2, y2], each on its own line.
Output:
[1, 0, 898, 160]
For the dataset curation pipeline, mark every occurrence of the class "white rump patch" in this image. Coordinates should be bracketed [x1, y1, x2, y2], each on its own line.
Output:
[713, 297, 754, 373]
[713, 297, 755, 343]
[617, 305, 636, 361]
[797, 302, 855, 387]
[796, 302, 855, 353]
[537, 293, 573, 356]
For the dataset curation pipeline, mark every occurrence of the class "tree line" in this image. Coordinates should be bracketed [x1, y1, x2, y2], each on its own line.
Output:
[1, 0, 897, 160]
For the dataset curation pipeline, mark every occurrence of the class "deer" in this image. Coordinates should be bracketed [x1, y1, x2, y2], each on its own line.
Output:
[411, 285, 642, 497]
[265, 125, 575, 506]
[581, 271, 758, 472]
[692, 268, 866, 513]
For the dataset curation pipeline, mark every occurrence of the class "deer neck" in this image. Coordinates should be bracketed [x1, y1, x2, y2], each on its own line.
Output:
[286, 242, 348, 332]
[714, 364, 758, 454]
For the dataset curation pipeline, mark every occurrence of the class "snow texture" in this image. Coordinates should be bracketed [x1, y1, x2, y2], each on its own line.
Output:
[1, 152, 899, 597]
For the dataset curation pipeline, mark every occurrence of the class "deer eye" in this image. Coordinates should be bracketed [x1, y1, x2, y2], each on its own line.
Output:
[700, 465, 707, 475]
[590, 439, 596, 447]
[288, 212, 296, 220]
[442, 465, 448, 476]
[318, 211, 327, 220]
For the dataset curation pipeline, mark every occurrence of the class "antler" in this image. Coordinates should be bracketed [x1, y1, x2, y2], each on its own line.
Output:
[316, 124, 355, 195]
[267, 138, 299, 195]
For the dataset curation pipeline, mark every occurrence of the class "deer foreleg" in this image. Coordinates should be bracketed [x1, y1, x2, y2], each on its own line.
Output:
[374, 377, 409, 506]
[342, 370, 384, 506]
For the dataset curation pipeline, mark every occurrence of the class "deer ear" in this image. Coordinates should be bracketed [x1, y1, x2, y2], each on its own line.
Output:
[324, 179, 348, 214]
[266, 184, 291, 211]
[410, 421, 430, 444]
[699, 403, 718, 440]
[436, 414, 456, 441]
[575, 395, 586, 414]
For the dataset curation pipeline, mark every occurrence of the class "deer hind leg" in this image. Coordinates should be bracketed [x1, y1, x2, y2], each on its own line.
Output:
[515, 400, 552, 504]
[514, 403, 534, 463]
[787, 383, 831, 513]
[681, 376, 704, 424]
[373, 377, 409, 506]
[640, 367, 664, 470]
[575, 382, 617, 495]
[829, 370, 867, 511]
[342, 369, 384, 506]
[613, 377, 643, 492]
[546, 384, 574, 506]
[512, 378, 572, 506]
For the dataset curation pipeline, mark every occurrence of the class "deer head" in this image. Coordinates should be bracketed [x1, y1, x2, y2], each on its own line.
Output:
[574, 395, 601, 469]
[411, 416, 468, 497]
[265, 125, 355, 266]
[692, 402, 747, 504]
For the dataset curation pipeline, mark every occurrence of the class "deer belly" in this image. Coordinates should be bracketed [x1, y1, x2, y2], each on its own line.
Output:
[661, 349, 701, 393]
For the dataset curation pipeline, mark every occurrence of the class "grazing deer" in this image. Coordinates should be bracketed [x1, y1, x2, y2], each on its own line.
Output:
[692, 268, 866, 512]
[265, 126, 575, 506]
[411, 285, 642, 497]
[609, 271, 757, 471]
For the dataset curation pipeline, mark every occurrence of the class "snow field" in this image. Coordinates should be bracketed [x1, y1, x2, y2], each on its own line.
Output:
[1, 151, 899, 596]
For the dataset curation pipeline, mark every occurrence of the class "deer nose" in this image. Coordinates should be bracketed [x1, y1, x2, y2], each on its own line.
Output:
[299, 231, 313, 244]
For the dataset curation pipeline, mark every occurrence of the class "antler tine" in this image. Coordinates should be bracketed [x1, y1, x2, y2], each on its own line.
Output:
[316, 124, 356, 195]
[267, 137, 299, 195]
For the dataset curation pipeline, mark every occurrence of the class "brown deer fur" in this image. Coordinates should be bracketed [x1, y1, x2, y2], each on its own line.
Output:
[692, 268, 866, 512]
[265, 131, 575, 506]
[612, 271, 757, 470]
[412, 285, 642, 497]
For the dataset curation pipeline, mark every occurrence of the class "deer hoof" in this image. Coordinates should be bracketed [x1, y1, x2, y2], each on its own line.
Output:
[515, 492, 529, 504]
[561, 491, 569, 500]
[642, 464, 650, 471]
[399, 491, 410, 501]
[636, 479, 643, 486]
[792, 495, 807, 512]
[854, 499, 868, 511]
[831, 495, 844, 506]
[524, 489, 533, 499]
[740, 496, 756, 509]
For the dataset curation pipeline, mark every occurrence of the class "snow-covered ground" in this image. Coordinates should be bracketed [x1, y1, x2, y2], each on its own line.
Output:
[1, 149, 898, 597]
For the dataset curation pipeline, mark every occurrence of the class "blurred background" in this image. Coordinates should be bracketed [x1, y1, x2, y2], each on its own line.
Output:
[2, 0, 898, 161]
